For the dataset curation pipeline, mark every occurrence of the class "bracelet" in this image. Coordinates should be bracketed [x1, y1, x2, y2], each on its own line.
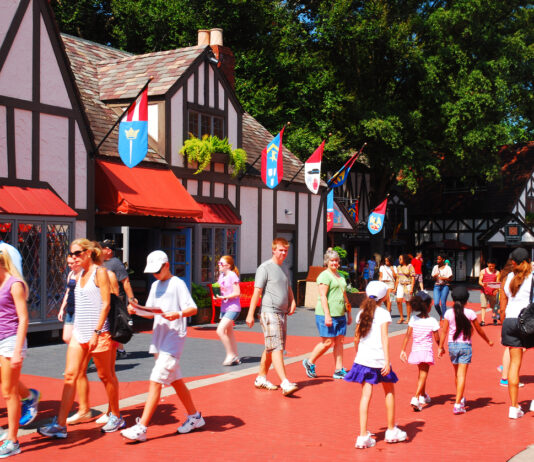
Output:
[94, 329, 102, 335]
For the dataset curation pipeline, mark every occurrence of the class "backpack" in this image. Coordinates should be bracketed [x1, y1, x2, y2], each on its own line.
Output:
[108, 294, 134, 344]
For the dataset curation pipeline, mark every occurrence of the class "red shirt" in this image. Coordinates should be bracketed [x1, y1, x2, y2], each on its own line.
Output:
[411, 257, 423, 275]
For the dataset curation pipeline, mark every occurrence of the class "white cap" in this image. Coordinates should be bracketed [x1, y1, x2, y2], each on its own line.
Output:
[144, 250, 168, 273]
[365, 280, 387, 300]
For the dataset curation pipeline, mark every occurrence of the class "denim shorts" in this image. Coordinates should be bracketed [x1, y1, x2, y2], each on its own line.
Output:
[220, 310, 240, 321]
[448, 342, 472, 364]
[65, 312, 75, 325]
[315, 315, 347, 338]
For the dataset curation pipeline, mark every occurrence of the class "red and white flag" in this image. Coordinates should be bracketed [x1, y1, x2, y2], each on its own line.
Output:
[304, 140, 324, 194]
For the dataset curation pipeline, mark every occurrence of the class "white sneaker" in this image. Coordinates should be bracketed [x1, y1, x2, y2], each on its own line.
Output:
[254, 376, 278, 391]
[121, 418, 147, 442]
[95, 413, 109, 425]
[385, 426, 407, 443]
[410, 397, 423, 411]
[177, 413, 205, 434]
[509, 406, 524, 419]
[355, 433, 376, 449]
[530, 400, 534, 412]
[280, 380, 298, 396]
[419, 394, 431, 404]
[0, 427, 6, 442]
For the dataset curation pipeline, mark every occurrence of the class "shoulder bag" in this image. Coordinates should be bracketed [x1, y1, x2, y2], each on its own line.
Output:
[517, 276, 534, 336]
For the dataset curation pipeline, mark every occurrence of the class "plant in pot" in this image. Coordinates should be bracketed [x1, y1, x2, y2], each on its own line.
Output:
[180, 134, 247, 176]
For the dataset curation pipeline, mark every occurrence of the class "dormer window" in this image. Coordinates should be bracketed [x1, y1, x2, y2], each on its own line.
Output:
[188, 110, 224, 138]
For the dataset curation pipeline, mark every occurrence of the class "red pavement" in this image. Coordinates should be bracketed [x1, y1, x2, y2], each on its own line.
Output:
[8, 322, 534, 461]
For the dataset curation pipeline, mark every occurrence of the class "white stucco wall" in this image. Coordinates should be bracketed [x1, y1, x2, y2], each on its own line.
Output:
[40, 17, 71, 109]
[202, 181, 210, 196]
[187, 74, 194, 103]
[14, 108, 32, 180]
[208, 65, 214, 108]
[74, 124, 87, 209]
[228, 103, 238, 148]
[0, 105, 7, 177]
[228, 184, 236, 207]
[198, 62, 204, 106]
[239, 186, 258, 273]
[298, 193, 308, 272]
[214, 182, 224, 198]
[187, 179, 198, 196]
[75, 219, 86, 239]
[148, 104, 158, 141]
[261, 188, 274, 261]
[171, 88, 184, 167]
[40, 113, 68, 201]
[0, 1, 19, 48]
[276, 190, 295, 225]
[218, 82, 224, 111]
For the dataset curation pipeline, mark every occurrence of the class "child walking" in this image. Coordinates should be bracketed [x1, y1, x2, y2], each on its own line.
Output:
[400, 291, 440, 411]
[438, 286, 493, 414]
[344, 281, 407, 449]
[120, 250, 204, 442]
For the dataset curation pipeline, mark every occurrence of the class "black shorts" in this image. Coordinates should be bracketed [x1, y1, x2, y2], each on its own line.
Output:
[501, 318, 534, 349]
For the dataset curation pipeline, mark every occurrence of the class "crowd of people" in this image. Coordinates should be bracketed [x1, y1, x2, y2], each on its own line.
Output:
[0, 237, 533, 455]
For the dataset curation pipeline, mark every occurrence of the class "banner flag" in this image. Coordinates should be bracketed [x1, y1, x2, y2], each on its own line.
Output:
[327, 151, 359, 188]
[304, 140, 325, 194]
[367, 198, 388, 235]
[326, 190, 334, 232]
[347, 200, 359, 222]
[118, 87, 148, 168]
[261, 127, 285, 189]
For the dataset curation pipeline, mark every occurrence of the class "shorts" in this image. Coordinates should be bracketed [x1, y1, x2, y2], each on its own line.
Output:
[448, 342, 472, 364]
[260, 311, 287, 352]
[150, 352, 182, 385]
[480, 292, 497, 309]
[414, 274, 423, 285]
[220, 310, 240, 321]
[383, 280, 395, 290]
[501, 317, 534, 349]
[79, 331, 113, 354]
[0, 335, 27, 358]
[396, 284, 413, 301]
[65, 312, 75, 324]
[315, 315, 347, 338]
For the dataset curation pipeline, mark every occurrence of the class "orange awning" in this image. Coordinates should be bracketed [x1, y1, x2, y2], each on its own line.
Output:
[192, 203, 241, 225]
[0, 185, 77, 217]
[95, 159, 203, 218]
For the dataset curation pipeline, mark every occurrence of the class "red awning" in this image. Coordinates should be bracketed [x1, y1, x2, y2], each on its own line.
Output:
[192, 203, 241, 225]
[96, 159, 203, 218]
[0, 185, 77, 217]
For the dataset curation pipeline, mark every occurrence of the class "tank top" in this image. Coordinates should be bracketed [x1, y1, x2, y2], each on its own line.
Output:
[481, 269, 498, 295]
[0, 276, 23, 341]
[73, 267, 109, 344]
[66, 272, 77, 315]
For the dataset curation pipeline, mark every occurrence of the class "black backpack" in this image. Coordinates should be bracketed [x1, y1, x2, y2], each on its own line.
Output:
[108, 294, 134, 344]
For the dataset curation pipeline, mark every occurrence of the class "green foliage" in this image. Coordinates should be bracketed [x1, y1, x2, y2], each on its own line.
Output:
[337, 269, 350, 284]
[179, 134, 247, 176]
[191, 282, 211, 308]
[333, 246, 348, 261]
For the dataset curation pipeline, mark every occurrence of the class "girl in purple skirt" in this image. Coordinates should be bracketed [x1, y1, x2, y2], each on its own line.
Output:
[345, 281, 407, 449]
[400, 291, 440, 411]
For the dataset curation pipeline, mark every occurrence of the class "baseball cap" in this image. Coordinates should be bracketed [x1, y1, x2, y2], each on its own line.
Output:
[509, 247, 530, 264]
[365, 280, 387, 300]
[144, 250, 169, 273]
[98, 239, 115, 251]
[451, 285, 469, 303]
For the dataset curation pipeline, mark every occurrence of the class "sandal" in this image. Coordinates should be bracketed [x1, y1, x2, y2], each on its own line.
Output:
[397, 319, 404, 324]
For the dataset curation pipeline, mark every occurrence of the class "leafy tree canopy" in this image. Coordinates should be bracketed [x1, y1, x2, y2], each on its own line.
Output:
[52, 0, 534, 195]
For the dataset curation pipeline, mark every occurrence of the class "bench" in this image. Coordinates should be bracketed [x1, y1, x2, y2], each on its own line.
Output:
[208, 281, 258, 323]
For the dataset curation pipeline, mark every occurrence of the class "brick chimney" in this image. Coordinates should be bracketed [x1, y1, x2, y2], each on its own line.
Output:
[205, 28, 235, 89]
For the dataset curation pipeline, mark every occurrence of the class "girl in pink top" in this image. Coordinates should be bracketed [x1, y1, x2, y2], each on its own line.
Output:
[400, 291, 440, 411]
[438, 286, 492, 414]
[216, 255, 241, 366]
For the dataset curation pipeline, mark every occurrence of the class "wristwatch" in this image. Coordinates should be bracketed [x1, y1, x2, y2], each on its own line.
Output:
[94, 329, 102, 335]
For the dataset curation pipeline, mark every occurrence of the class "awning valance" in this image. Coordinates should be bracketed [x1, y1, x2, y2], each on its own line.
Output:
[0, 185, 77, 217]
[192, 203, 241, 225]
[96, 159, 203, 218]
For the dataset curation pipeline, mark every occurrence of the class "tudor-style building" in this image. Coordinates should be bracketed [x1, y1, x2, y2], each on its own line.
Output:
[0, 0, 94, 330]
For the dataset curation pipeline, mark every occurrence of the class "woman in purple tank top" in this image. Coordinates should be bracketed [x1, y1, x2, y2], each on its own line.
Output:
[0, 248, 29, 456]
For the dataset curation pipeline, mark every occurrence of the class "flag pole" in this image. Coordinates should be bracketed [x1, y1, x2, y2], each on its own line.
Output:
[90, 77, 153, 157]
[238, 122, 289, 181]
[326, 142, 366, 190]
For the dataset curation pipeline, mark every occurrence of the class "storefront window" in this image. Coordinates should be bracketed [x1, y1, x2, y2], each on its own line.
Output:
[200, 227, 238, 283]
[46, 224, 71, 319]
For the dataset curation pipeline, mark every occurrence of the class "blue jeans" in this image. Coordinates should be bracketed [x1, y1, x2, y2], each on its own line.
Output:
[433, 284, 450, 318]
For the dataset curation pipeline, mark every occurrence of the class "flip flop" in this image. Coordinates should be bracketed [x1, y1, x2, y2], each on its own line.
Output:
[397, 319, 404, 324]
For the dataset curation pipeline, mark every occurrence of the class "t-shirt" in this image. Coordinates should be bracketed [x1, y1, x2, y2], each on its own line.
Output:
[411, 258, 423, 275]
[504, 272, 533, 319]
[218, 271, 241, 313]
[368, 259, 376, 275]
[397, 264, 415, 285]
[408, 315, 440, 352]
[146, 276, 196, 356]
[379, 265, 396, 282]
[104, 257, 129, 298]
[444, 308, 476, 343]
[354, 306, 391, 368]
[0, 241, 22, 275]
[315, 269, 347, 317]
[255, 259, 289, 314]
[432, 264, 453, 285]
[0, 276, 23, 341]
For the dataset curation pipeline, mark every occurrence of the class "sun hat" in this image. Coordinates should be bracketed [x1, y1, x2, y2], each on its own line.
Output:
[144, 250, 169, 273]
[366, 280, 387, 300]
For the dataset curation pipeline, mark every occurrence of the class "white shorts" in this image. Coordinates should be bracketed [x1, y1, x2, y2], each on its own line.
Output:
[150, 352, 182, 385]
[396, 284, 413, 301]
[0, 335, 27, 358]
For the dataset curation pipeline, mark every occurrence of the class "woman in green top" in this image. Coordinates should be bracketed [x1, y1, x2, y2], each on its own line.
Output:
[302, 249, 353, 379]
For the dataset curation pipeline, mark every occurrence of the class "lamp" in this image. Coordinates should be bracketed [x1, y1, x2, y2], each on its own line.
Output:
[284, 209, 293, 215]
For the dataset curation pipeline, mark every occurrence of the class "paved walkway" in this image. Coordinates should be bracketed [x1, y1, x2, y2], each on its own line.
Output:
[6, 294, 534, 461]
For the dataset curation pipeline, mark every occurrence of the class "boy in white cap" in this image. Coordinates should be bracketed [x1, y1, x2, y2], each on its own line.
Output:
[120, 250, 204, 442]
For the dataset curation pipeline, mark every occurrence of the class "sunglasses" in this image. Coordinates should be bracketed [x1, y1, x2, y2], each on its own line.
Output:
[218, 262, 229, 266]
[69, 250, 86, 258]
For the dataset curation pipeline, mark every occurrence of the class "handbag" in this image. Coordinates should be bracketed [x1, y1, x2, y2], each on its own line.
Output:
[517, 277, 534, 336]
[107, 293, 134, 344]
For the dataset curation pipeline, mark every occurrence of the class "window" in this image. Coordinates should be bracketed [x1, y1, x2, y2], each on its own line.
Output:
[188, 110, 224, 139]
[200, 226, 238, 283]
[526, 196, 534, 214]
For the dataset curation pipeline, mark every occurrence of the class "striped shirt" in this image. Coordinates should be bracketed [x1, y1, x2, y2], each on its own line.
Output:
[408, 315, 440, 352]
[73, 267, 109, 343]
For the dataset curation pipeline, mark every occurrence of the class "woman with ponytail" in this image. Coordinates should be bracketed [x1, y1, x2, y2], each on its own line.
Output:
[344, 281, 406, 449]
[499, 247, 534, 419]
[439, 286, 493, 415]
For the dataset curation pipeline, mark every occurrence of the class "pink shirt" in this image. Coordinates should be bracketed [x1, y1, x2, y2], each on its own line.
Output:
[218, 271, 241, 313]
[408, 315, 440, 352]
[0, 276, 23, 341]
[444, 308, 476, 343]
